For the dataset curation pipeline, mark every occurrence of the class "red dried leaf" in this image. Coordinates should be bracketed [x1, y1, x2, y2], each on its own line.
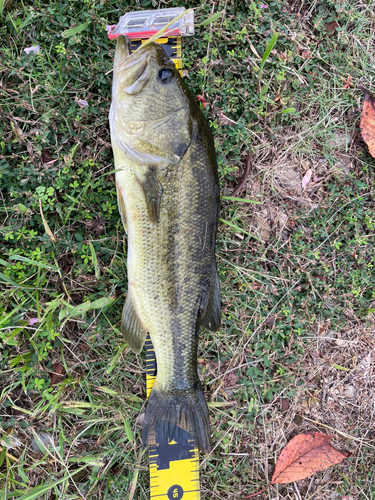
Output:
[271, 433, 350, 484]
[359, 86, 375, 159]
[243, 432, 350, 498]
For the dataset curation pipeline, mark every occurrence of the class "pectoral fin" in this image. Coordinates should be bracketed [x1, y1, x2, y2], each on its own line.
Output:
[137, 167, 162, 224]
[116, 183, 127, 233]
[122, 294, 147, 354]
[198, 267, 221, 332]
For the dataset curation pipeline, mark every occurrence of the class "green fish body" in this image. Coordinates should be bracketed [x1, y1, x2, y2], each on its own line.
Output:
[109, 36, 220, 453]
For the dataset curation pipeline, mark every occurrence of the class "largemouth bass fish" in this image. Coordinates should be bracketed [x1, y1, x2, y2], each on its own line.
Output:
[109, 36, 220, 453]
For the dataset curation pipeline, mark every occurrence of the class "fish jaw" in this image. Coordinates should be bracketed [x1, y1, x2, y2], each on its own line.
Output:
[113, 36, 152, 95]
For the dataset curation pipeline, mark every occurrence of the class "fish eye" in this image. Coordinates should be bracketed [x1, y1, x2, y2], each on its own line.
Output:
[158, 68, 175, 84]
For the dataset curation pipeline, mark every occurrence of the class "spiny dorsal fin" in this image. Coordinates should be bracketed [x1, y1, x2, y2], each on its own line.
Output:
[122, 293, 147, 354]
[137, 167, 162, 224]
[198, 267, 221, 332]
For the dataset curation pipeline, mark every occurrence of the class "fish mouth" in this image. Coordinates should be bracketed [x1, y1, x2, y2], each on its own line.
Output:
[115, 35, 173, 74]
[113, 35, 156, 94]
[113, 36, 175, 95]
[114, 36, 149, 71]
[113, 35, 131, 66]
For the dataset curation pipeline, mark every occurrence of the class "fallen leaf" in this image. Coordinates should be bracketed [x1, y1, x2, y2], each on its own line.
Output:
[39, 199, 57, 242]
[232, 154, 253, 196]
[276, 164, 302, 195]
[50, 362, 66, 387]
[243, 433, 350, 498]
[343, 75, 352, 89]
[224, 372, 239, 387]
[280, 397, 290, 411]
[271, 433, 350, 484]
[41, 150, 57, 165]
[135, 413, 145, 426]
[301, 169, 312, 190]
[359, 86, 375, 159]
[324, 21, 338, 37]
[299, 49, 311, 59]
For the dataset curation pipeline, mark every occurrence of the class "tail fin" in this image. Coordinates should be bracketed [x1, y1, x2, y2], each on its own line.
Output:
[142, 382, 211, 454]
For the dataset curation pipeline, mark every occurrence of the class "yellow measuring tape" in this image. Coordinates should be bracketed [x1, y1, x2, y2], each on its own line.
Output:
[129, 36, 182, 75]
[130, 36, 201, 500]
[145, 334, 200, 500]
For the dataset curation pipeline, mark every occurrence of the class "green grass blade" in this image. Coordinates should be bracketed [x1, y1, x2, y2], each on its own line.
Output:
[63, 172, 91, 224]
[123, 416, 134, 442]
[89, 242, 100, 278]
[16, 468, 85, 500]
[219, 218, 261, 241]
[8, 255, 60, 272]
[0, 271, 25, 288]
[0, 448, 6, 468]
[259, 32, 279, 73]
[198, 12, 224, 26]
[6, 12, 18, 33]
[0, 300, 27, 327]
[106, 342, 127, 375]
[62, 21, 90, 38]
[281, 107, 296, 114]
[220, 196, 261, 204]
[132, 10, 190, 54]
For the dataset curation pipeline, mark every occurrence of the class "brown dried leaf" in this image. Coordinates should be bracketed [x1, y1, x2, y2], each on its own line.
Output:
[243, 432, 350, 499]
[271, 433, 350, 484]
[324, 21, 338, 36]
[359, 86, 375, 159]
[301, 169, 312, 190]
[41, 149, 57, 165]
[280, 397, 290, 411]
[50, 362, 66, 387]
[224, 372, 239, 387]
[232, 155, 253, 197]
[299, 49, 311, 59]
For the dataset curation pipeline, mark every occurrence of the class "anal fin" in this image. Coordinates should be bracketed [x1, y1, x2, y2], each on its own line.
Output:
[198, 267, 221, 332]
[122, 294, 146, 354]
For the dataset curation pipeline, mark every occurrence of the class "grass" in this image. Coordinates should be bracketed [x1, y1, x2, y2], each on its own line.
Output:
[1, 0, 375, 498]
